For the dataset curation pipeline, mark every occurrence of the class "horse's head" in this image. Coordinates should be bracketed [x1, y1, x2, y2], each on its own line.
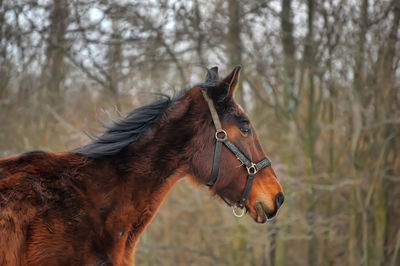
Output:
[189, 66, 284, 223]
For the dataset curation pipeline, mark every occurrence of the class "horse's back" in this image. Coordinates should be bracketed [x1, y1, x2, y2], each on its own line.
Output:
[0, 150, 49, 181]
[0, 151, 47, 265]
[0, 151, 88, 265]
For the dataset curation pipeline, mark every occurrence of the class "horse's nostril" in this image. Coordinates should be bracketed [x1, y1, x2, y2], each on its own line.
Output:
[275, 192, 285, 209]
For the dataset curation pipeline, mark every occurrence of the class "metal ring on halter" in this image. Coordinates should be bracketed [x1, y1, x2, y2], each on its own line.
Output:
[232, 206, 246, 217]
[246, 163, 257, 175]
[215, 129, 227, 141]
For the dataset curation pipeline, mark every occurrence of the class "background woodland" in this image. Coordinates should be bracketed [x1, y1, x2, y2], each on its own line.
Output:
[0, 0, 399, 265]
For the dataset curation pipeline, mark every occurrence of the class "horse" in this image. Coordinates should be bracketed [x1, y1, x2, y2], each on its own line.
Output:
[0, 66, 284, 265]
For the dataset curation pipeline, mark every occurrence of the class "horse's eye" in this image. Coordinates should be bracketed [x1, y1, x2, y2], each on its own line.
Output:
[240, 127, 251, 134]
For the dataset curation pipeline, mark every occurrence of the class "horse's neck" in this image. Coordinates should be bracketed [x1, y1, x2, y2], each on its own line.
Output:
[86, 94, 199, 259]
[123, 163, 187, 249]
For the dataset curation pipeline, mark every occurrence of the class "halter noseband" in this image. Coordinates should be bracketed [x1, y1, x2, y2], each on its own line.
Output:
[201, 90, 271, 216]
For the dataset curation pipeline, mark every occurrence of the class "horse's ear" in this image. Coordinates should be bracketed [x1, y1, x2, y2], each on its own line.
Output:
[205, 66, 219, 83]
[217, 66, 241, 99]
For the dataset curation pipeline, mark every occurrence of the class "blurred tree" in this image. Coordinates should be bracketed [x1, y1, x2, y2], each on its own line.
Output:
[43, 0, 69, 113]
[227, 0, 244, 107]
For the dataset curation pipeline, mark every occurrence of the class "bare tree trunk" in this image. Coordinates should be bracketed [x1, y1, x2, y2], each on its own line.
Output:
[228, 0, 244, 107]
[194, 0, 207, 67]
[0, 1, 9, 101]
[321, 3, 338, 263]
[383, 3, 400, 265]
[371, 2, 399, 265]
[232, 221, 252, 266]
[302, 0, 318, 265]
[281, 0, 296, 116]
[44, 0, 69, 113]
[353, 0, 368, 102]
[271, 1, 297, 265]
[323, 64, 336, 266]
[350, 1, 368, 265]
[107, 19, 122, 111]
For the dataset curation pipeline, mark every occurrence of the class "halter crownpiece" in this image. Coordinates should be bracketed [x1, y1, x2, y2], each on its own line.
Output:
[201, 89, 271, 213]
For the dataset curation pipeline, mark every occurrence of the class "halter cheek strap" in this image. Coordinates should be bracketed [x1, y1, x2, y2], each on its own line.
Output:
[201, 90, 271, 211]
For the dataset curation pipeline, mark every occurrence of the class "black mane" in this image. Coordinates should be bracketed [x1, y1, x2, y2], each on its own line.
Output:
[75, 94, 173, 159]
[74, 78, 220, 159]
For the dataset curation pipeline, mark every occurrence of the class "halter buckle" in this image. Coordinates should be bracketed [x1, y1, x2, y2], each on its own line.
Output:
[246, 163, 257, 175]
[232, 206, 246, 217]
[215, 129, 227, 141]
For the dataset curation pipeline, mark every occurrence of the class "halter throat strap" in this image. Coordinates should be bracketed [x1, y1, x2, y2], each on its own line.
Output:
[201, 90, 271, 210]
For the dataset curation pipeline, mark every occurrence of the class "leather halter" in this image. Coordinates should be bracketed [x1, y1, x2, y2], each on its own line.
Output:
[201, 90, 271, 214]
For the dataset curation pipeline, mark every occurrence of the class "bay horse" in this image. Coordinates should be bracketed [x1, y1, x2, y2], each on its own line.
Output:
[0, 66, 284, 265]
